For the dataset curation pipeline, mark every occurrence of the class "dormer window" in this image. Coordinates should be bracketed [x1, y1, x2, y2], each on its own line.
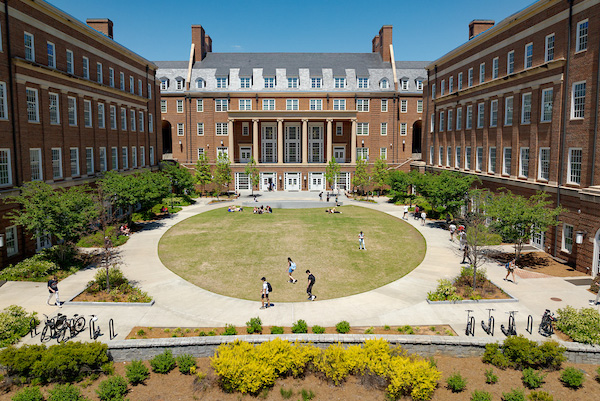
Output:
[160, 79, 169, 91]
[175, 78, 185, 91]
[416, 79, 423, 91]
[400, 79, 409, 91]
[379, 79, 389, 89]
[264, 77, 275, 88]
[357, 77, 369, 89]
[196, 78, 205, 89]
[216, 77, 228, 88]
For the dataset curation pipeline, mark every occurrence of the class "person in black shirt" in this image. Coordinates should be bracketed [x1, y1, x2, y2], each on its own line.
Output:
[47, 276, 61, 307]
[306, 270, 316, 301]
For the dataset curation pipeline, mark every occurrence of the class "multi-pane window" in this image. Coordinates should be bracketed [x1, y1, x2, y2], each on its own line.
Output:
[490, 100, 498, 127]
[160, 99, 166, 113]
[356, 99, 369, 112]
[431, 84, 435, 99]
[138, 79, 142, 96]
[196, 78, 205, 89]
[380, 148, 387, 160]
[30, 149, 42, 181]
[122, 147, 128, 169]
[439, 146, 444, 165]
[86, 148, 94, 174]
[149, 113, 153, 133]
[447, 147, 452, 167]
[489, 147, 497, 173]
[400, 99, 407, 113]
[0, 83, 5, 120]
[465, 147, 472, 170]
[429, 146, 434, 164]
[456, 107, 462, 130]
[111, 147, 118, 170]
[479, 63, 485, 83]
[505, 96, 514, 125]
[66, 50, 74, 74]
[503, 147, 512, 175]
[97, 63, 103, 83]
[287, 99, 299, 110]
[519, 147, 529, 177]
[541, 88, 553, 122]
[336, 122, 343, 136]
[130, 109, 136, 131]
[455, 146, 462, 168]
[68, 97, 77, 126]
[400, 123, 407, 135]
[439, 111, 445, 132]
[216, 77, 228, 88]
[129, 76, 134, 93]
[82, 57, 89, 79]
[401, 79, 409, 90]
[417, 100, 423, 113]
[477, 102, 484, 128]
[264, 77, 275, 88]
[148, 83, 152, 99]
[196, 99, 203, 112]
[240, 77, 251, 88]
[47, 92, 59, 124]
[109, 68, 114, 87]
[476, 147, 483, 171]
[311, 78, 322, 88]
[99, 147, 107, 171]
[120, 72, 125, 90]
[309, 99, 322, 111]
[239, 99, 252, 110]
[568, 148, 582, 184]
[26, 88, 39, 122]
[447, 109, 453, 131]
[468, 68, 473, 87]
[197, 148, 204, 159]
[160, 79, 168, 90]
[287, 77, 298, 88]
[571, 81, 586, 119]
[356, 123, 369, 135]
[492, 57, 499, 79]
[358, 148, 369, 160]
[539, 148, 550, 180]
[69, 147, 79, 176]
[457, 72, 463, 90]
[139, 111, 144, 132]
[196, 122, 204, 135]
[51, 148, 62, 179]
[466, 105, 473, 129]
[334, 78, 346, 88]
[263, 99, 276, 110]
[521, 93, 532, 124]
[441, 79, 445, 96]
[98, 103, 105, 129]
[24, 32, 34, 61]
[110, 105, 116, 129]
[449, 76, 454, 93]
[47, 42, 55, 68]
[380, 123, 387, 136]
[357, 77, 369, 89]
[563, 224, 574, 253]
[83, 100, 92, 127]
[120, 108, 127, 131]
[430, 113, 435, 133]
[140, 147, 145, 167]
[176, 99, 183, 113]
[176, 123, 184, 136]
[215, 99, 228, 111]
[545, 34, 555, 62]
[0, 149, 12, 186]
[332, 99, 345, 111]
[523, 43, 533, 69]
[380, 99, 388, 112]
[131, 147, 137, 168]
[5, 226, 17, 256]
[507, 50, 515, 74]
[216, 122, 228, 135]
[577, 20, 588, 52]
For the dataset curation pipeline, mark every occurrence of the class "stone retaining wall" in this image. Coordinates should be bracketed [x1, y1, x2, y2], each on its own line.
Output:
[107, 334, 600, 364]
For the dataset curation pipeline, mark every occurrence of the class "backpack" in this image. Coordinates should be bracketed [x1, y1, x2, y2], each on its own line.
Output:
[290, 262, 296, 271]
[267, 282, 273, 293]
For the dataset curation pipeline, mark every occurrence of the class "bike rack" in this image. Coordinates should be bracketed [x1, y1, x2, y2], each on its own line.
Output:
[526, 315, 533, 334]
[29, 317, 37, 338]
[467, 316, 475, 336]
[90, 320, 97, 340]
[109, 318, 116, 340]
[482, 316, 495, 336]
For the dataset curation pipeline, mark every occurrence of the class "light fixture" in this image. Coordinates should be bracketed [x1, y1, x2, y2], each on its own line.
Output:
[178, 140, 182, 145]
[278, 176, 282, 180]
[207, 144, 210, 148]
[575, 231, 587, 244]
[402, 140, 406, 144]
[304, 175, 307, 180]
[0, 234, 4, 248]
[220, 140, 224, 146]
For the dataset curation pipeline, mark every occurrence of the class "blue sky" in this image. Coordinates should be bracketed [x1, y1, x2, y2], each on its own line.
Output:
[50, 0, 532, 62]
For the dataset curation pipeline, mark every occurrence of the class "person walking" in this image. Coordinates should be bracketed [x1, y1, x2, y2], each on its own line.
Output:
[287, 257, 297, 283]
[319, 191, 323, 201]
[459, 230, 467, 250]
[414, 205, 420, 220]
[461, 244, 472, 264]
[358, 231, 366, 250]
[449, 222, 457, 241]
[403, 205, 409, 219]
[306, 270, 316, 300]
[47, 276, 61, 307]
[504, 259, 517, 283]
[420, 210, 426, 225]
[260, 277, 270, 309]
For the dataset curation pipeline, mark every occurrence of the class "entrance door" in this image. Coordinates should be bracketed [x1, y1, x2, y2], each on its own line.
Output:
[235, 173, 251, 191]
[531, 230, 545, 250]
[260, 173, 277, 191]
[285, 172, 300, 191]
[333, 146, 346, 163]
[309, 173, 325, 191]
[594, 229, 600, 277]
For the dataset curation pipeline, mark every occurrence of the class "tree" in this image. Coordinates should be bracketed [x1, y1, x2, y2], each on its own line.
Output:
[194, 153, 212, 195]
[486, 189, 564, 261]
[161, 162, 195, 195]
[371, 156, 389, 195]
[6, 181, 98, 261]
[352, 158, 370, 196]
[244, 157, 260, 196]
[213, 151, 232, 197]
[325, 159, 340, 192]
[414, 170, 479, 216]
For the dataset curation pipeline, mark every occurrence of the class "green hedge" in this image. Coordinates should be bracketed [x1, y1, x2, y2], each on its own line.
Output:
[76, 226, 128, 248]
[0, 305, 39, 347]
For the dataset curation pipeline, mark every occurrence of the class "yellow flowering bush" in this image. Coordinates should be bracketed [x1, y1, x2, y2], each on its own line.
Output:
[387, 356, 441, 401]
[313, 343, 352, 385]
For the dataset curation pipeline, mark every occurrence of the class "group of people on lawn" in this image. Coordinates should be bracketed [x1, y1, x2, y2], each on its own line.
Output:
[260, 257, 316, 309]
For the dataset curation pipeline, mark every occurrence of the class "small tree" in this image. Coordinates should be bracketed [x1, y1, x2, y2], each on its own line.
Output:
[161, 162, 195, 195]
[244, 157, 260, 196]
[371, 156, 389, 196]
[194, 153, 212, 195]
[325, 159, 340, 192]
[213, 151, 232, 198]
[352, 158, 371, 197]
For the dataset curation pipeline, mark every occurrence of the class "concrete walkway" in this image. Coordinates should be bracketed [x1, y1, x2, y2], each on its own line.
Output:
[1, 190, 595, 345]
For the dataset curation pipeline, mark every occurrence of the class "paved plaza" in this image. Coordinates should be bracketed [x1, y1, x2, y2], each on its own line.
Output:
[0, 191, 595, 345]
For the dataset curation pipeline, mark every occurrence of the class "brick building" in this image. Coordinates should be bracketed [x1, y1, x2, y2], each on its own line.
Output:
[157, 26, 426, 192]
[423, 0, 600, 274]
[0, 0, 162, 267]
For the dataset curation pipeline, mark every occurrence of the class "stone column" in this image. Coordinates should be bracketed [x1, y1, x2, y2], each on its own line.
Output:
[351, 118, 357, 164]
[302, 119, 308, 164]
[228, 118, 234, 163]
[277, 118, 283, 164]
[326, 118, 333, 163]
[253, 119, 259, 163]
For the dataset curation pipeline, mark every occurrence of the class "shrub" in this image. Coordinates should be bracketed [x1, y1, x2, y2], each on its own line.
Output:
[427, 279, 463, 301]
[300, 389, 315, 401]
[246, 317, 262, 334]
[559, 366, 585, 388]
[484, 368, 498, 384]
[150, 350, 176, 374]
[455, 265, 488, 288]
[76, 226, 127, 248]
[0, 305, 40, 347]
[279, 387, 293, 399]
[470, 390, 492, 401]
[47, 383, 87, 401]
[311, 325, 325, 334]
[270, 326, 284, 334]
[291, 319, 308, 334]
[397, 325, 415, 335]
[176, 353, 196, 374]
[387, 354, 441, 401]
[501, 388, 525, 401]
[313, 343, 351, 385]
[96, 375, 128, 401]
[364, 326, 375, 334]
[11, 386, 44, 401]
[0, 255, 59, 282]
[556, 305, 600, 345]
[223, 324, 237, 336]
[125, 360, 149, 385]
[521, 368, 546, 389]
[384, 325, 391, 331]
[482, 337, 565, 370]
[335, 321, 350, 334]
[527, 391, 554, 401]
[87, 267, 128, 293]
[446, 372, 467, 392]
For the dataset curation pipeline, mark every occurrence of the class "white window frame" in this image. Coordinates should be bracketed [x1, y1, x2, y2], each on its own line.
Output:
[521, 93, 532, 124]
[466, 105, 472, 129]
[68, 96, 77, 126]
[98, 103, 105, 129]
[449, 76, 454, 93]
[97, 62, 103, 83]
[357, 77, 369, 89]
[356, 99, 369, 112]
[447, 109, 453, 131]
[576, 19, 588, 52]
[29, 148, 42, 181]
[541, 88, 553, 122]
[121, 108, 127, 131]
[130, 108, 136, 131]
[455, 146, 461, 169]
[335, 77, 346, 88]
[380, 122, 387, 136]
[47, 41, 55, 68]
[110, 105, 116, 130]
[490, 100, 498, 127]
[287, 77, 298, 88]
[476, 147, 483, 172]
[332, 99, 345, 111]
[505, 96, 514, 126]
[176, 99, 183, 113]
[571, 81, 586, 119]
[83, 99, 92, 127]
[417, 100, 423, 113]
[567, 148, 582, 185]
[129, 76, 134, 93]
[109, 67, 114, 87]
[465, 146, 472, 170]
[122, 147, 128, 169]
[196, 122, 204, 136]
[400, 99, 407, 113]
[479, 63, 485, 84]
[216, 77, 228, 88]
[524, 42, 533, 69]
[149, 113, 153, 133]
[239, 99, 252, 111]
[240, 77, 251, 88]
[336, 122, 343, 136]
[492, 57, 499, 79]
[519, 147, 529, 178]
[26, 88, 39, 123]
[438, 146, 443, 166]
[161, 100, 167, 113]
[439, 111, 444, 132]
[356, 123, 369, 135]
[503, 147, 512, 176]
[0, 82, 6, 120]
[381, 99, 388, 112]
[66, 50, 74, 74]
[131, 146, 137, 168]
[457, 72, 463, 90]
[24, 32, 34, 62]
[216, 122, 228, 136]
[215, 99, 228, 112]
[262, 99, 276, 111]
[545, 34, 555, 62]
[538, 147, 550, 181]
[177, 123, 184, 136]
[456, 107, 462, 130]
[0, 149, 12, 186]
[400, 123, 407, 136]
[264, 77, 275, 88]
[287, 99, 299, 111]
[86, 147, 94, 175]
[477, 102, 484, 128]
[139, 111, 144, 132]
[311, 78, 322, 88]
[51, 148, 62, 179]
[468, 68, 473, 87]
[489, 147, 496, 174]
[401, 79, 409, 90]
[446, 146, 451, 167]
[82, 56, 89, 79]
[99, 147, 107, 171]
[120, 72, 125, 90]
[111, 147, 118, 170]
[6, 226, 18, 257]
[69, 147, 79, 177]
[196, 99, 203, 112]
[441, 79, 445, 96]
[507, 50, 515, 74]
[562, 224, 574, 253]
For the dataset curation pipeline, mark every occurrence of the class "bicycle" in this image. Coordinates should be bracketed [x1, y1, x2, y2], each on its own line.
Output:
[61, 314, 86, 341]
[465, 310, 475, 336]
[40, 313, 67, 343]
[538, 309, 556, 337]
[481, 308, 495, 336]
[500, 311, 517, 336]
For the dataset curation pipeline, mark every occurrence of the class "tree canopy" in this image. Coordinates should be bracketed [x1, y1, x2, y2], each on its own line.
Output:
[161, 162, 195, 195]
[194, 153, 212, 194]
[244, 157, 260, 195]
[325, 159, 340, 191]
[352, 158, 370, 195]
[213, 152, 232, 195]
[414, 171, 479, 216]
[371, 156, 389, 194]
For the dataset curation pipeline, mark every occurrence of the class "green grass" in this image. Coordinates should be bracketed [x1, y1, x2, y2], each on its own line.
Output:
[158, 205, 426, 302]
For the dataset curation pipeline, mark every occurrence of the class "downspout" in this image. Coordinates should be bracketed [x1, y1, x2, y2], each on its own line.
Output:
[5, 1, 20, 186]
[591, 19, 600, 186]
[554, 0, 573, 257]
[424, 69, 430, 167]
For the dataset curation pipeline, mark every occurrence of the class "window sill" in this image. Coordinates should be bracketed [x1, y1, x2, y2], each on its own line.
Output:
[540, 120, 551, 123]
[537, 178, 549, 183]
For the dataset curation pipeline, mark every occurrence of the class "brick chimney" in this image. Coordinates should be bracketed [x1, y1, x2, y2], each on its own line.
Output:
[372, 26, 393, 63]
[191, 25, 212, 64]
[205, 35, 212, 53]
[86, 18, 113, 39]
[469, 20, 494, 40]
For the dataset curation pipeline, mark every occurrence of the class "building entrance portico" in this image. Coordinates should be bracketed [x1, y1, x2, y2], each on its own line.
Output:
[309, 172, 325, 191]
[260, 172, 277, 191]
[285, 172, 301, 191]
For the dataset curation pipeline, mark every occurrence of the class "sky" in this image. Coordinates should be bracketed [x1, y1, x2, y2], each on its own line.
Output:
[49, 0, 534, 63]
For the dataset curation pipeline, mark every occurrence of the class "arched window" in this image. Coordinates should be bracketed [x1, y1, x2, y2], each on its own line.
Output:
[380, 79, 389, 89]
[175, 78, 185, 91]
[196, 78, 205, 89]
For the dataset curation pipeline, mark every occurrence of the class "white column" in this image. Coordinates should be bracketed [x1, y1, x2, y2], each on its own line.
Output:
[326, 118, 333, 163]
[302, 119, 308, 164]
[253, 119, 259, 163]
[351, 118, 357, 164]
[228, 118, 234, 163]
[277, 118, 283, 164]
